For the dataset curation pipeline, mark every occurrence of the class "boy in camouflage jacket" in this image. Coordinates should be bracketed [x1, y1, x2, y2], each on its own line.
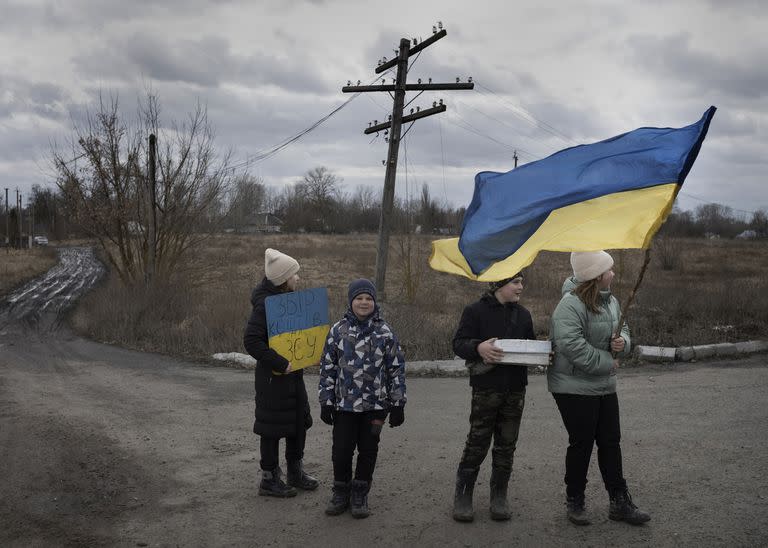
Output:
[318, 278, 406, 518]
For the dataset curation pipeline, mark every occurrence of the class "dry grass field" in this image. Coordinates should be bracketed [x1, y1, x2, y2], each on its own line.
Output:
[66, 233, 768, 361]
[0, 247, 58, 297]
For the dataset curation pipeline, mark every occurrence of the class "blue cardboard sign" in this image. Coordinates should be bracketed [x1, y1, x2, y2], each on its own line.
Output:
[265, 287, 329, 337]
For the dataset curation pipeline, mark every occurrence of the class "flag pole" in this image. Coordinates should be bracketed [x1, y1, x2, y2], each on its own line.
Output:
[613, 248, 652, 348]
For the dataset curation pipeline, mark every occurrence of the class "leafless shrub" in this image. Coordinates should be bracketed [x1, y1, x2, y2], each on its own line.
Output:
[394, 232, 427, 303]
[655, 235, 682, 271]
[70, 235, 768, 361]
[0, 248, 58, 297]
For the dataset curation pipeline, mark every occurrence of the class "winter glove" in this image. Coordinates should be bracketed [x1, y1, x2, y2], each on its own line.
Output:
[320, 406, 335, 425]
[388, 406, 405, 428]
[304, 410, 313, 430]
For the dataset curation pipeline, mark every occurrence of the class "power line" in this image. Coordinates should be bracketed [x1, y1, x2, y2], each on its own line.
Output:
[678, 191, 761, 215]
[454, 97, 561, 153]
[443, 110, 538, 161]
[473, 82, 580, 147]
[227, 95, 358, 172]
[228, 72, 392, 174]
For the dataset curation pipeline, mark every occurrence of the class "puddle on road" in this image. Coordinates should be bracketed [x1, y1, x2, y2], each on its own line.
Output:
[0, 247, 105, 333]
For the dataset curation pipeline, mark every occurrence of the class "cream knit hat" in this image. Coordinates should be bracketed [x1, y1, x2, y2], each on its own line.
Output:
[570, 251, 614, 282]
[264, 248, 300, 286]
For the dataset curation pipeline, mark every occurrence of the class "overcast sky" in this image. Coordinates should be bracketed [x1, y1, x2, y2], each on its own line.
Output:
[1, 0, 766, 216]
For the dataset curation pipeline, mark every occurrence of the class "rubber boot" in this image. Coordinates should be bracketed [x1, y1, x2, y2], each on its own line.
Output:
[566, 494, 591, 525]
[489, 468, 511, 521]
[325, 481, 350, 516]
[286, 459, 319, 491]
[350, 479, 371, 519]
[609, 490, 651, 525]
[259, 467, 297, 498]
[452, 467, 479, 522]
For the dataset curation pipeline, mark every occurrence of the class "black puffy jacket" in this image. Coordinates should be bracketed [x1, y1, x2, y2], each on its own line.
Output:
[452, 293, 536, 391]
[244, 278, 311, 438]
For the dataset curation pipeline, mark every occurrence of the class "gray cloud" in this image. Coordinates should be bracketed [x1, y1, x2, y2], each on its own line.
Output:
[627, 33, 768, 100]
[39, 0, 227, 28]
[0, 1, 764, 213]
[0, 75, 68, 122]
[73, 32, 330, 93]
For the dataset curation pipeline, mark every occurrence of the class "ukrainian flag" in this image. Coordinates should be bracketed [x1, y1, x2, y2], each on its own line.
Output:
[430, 106, 716, 281]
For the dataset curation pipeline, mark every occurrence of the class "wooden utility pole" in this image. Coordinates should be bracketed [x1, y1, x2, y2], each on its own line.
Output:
[146, 134, 157, 284]
[16, 190, 22, 249]
[4, 188, 8, 252]
[342, 25, 473, 298]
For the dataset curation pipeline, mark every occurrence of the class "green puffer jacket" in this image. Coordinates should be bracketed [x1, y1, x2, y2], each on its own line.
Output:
[547, 277, 630, 396]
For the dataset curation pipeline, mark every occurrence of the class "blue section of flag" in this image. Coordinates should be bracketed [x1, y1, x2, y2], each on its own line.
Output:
[459, 106, 716, 274]
[265, 287, 329, 338]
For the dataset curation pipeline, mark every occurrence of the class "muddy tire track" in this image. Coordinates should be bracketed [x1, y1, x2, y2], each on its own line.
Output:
[0, 247, 104, 332]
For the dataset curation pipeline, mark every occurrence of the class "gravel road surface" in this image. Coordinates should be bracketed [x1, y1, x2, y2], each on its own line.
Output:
[1, 249, 766, 546]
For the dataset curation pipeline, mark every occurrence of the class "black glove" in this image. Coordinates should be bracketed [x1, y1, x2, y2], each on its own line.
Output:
[320, 406, 334, 425]
[304, 411, 313, 430]
[388, 406, 405, 428]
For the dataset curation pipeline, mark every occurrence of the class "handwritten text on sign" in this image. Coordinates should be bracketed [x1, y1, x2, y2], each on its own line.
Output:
[265, 287, 329, 371]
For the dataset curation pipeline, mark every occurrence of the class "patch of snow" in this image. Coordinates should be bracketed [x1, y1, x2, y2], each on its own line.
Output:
[212, 352, 257, 367]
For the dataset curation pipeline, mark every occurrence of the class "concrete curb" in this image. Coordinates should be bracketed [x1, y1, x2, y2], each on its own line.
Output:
[636, 340, 768, 364]
[212, 340, 768, 373]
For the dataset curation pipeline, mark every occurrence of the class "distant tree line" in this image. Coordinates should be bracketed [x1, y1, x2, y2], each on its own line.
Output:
[4, 176, 766, 248]
[660, 203, 768, 239]
[200, 172, 768, 238]
[220, 166, 466, 235]
[0, 185, 78, 245]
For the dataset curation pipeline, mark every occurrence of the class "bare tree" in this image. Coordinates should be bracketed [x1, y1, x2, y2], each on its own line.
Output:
[225, 174, 265, 231]
[52, 92, 231, 284]
[348, 185, 379, 232]
[750, 209, 768, 238]
[298, 166, 341, 232]
[695, 203, 741, 237]
[418, 182, 439, 233]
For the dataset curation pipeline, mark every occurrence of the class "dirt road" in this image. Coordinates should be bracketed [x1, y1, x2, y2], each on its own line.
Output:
[1, 250, 767, 546]
[1, 324, 766, 546]
[0, 247, 104, 331]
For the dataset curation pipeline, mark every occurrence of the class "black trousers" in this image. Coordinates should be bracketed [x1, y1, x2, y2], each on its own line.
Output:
[553, 392, 628, 498]
[259, 428, 306, 471]
[332, 411, 385, 483]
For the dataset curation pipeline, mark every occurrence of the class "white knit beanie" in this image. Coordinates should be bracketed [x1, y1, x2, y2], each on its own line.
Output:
[264, 248, 300, 286]
[570, 251, 614, 282]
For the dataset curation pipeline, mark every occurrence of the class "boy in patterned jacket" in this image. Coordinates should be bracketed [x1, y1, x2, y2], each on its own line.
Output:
[318, 278, 407, 518]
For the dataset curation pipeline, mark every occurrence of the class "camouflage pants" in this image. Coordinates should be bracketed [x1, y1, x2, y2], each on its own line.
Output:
[459, 388, 525, 473]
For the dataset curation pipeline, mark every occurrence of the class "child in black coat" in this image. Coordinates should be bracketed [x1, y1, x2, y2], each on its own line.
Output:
[451, 273, 536, 522]
[244, 248, 318, 497]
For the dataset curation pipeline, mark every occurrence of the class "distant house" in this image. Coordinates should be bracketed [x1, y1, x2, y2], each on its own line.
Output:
[241, 212, 283, 233]
[735, 229, 758, 240]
